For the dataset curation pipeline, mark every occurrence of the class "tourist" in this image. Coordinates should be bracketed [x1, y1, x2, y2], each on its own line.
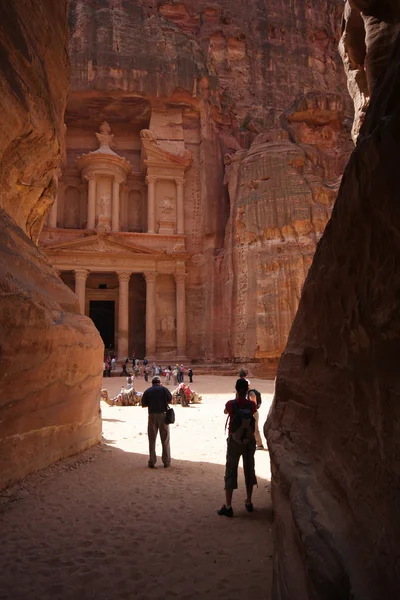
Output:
[180, 364, 185, 382]
[176, 364, 181, 383]
[111, 357, 116, 371]
[143, 356, 148, 367]
[188, 368, 193, 383]
[104, 357, 111, 377]
[175, 383, 191, 407]
[144, 365, 150, 382]
[248, 390, 265, 450]
[217, 378, 257, 518]
[120, 362, 128, 377]
[239, 368, 251, 391]
[155, 364, 160, 376]
[126, 374, 134, 390]
[152, 362, 156, 376]
[165, 366, 171, 384]
[172, 366, 178, 386]
[141, 376, 172, 468]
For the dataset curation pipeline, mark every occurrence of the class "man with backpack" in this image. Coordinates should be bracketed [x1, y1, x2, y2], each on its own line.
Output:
[217, 378, 257, 518]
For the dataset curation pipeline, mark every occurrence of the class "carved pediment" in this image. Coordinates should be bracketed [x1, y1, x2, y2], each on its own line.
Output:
[43, 233, 160, 255]
[141, 129, 193, 169]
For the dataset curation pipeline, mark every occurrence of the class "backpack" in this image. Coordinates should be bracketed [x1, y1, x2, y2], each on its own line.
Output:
[230, 400, 255, 445]
[249, 388, 262, 409]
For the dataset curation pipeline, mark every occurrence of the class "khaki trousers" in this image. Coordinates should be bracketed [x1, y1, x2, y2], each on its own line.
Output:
[148, 413, 171, 466]
[254, 410, 263, 447]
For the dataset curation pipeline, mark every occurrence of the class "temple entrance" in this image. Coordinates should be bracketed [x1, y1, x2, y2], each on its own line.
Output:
[89, 300, 115, 349]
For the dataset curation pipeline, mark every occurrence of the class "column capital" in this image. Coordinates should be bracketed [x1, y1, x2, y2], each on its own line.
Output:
[117, 271, 131, 283]
[84, 172, 96, 182]
[146, 175, 157, 185]
[114, 175, 125, 185]
[175, 178, 185, 187]
[175, 273, 186, 283]
[75, 269, 89, 281]
[143, 272, 157, 283]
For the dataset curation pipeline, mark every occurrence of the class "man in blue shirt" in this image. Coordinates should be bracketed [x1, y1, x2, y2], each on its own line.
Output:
[141, 376, 172, 468]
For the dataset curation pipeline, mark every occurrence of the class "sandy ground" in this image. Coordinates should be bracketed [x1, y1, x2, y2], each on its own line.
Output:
[0, 375, 275, 600]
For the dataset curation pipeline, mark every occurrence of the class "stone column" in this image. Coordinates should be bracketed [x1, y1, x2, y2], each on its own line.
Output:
[176, 178, 185, 235]
[49, 194, 58, 228]
[175, 273, 187, 358]
[85, 173, 96, 230]
[75, 269, 89, 315]
[146, 175, 156, 234]
[144, 272, 157, 358]
[117, 272, 131, 359]
[112, 176, 123, 232]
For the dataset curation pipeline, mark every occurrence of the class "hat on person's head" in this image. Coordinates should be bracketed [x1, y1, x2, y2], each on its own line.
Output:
[152, 376, 161, 384]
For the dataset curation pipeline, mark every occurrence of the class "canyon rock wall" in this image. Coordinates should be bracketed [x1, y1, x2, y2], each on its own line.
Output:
[67, 0, 353, 368]
[0, 1, 103, 490]
[266, 4, 400, 598]
[339, 0, 400, 141]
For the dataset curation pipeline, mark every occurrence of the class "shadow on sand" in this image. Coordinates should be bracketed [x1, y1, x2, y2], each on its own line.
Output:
[0, 439, 273, 600]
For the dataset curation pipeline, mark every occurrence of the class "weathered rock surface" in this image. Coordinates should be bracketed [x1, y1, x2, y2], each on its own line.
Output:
[266, 5, 400, 598]
[67, 0, 353, 371]
[340, 0, 400, 141]
[0, 1, 103, 490]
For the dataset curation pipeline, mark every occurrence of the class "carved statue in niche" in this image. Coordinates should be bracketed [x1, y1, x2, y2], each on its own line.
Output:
[96, 193, 111, 232]
[159, 197, 174, 218]
[97, 193, 111, 217]
[158, 314, 176, 342]
[64, 186, 80, 229]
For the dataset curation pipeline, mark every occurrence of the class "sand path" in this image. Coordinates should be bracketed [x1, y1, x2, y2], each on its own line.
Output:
[0, 375, 274, 600]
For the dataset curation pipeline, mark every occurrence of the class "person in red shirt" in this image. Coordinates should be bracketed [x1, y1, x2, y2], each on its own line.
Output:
[218, 378, 258, 518]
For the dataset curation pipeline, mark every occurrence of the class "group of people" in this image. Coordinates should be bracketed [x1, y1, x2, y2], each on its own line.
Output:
[140, 368, 265, 518]
[103, 354, 193, 387]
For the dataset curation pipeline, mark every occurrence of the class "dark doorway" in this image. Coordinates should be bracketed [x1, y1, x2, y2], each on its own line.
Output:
[89, 301, 115, 349]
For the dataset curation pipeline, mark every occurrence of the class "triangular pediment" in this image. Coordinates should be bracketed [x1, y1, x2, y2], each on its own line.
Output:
[43, 234, 160, 255]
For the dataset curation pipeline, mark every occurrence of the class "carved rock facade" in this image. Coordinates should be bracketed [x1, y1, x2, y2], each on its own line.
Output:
[266, 2, 400, 598]
[65, 0, 353, 372]
[0, 1, 103, 490]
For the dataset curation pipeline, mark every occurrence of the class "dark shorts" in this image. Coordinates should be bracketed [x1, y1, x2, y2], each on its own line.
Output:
[224, 436, 257, 490]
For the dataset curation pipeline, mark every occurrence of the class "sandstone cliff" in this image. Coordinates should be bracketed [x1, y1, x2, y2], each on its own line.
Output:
[67, 0, 353, 370]
[266, 3, 400, 597]
[0, 1, 103, 490]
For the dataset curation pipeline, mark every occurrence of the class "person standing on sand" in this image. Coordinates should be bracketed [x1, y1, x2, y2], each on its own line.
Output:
[188, 368, 193, 383]
[141, 376, 172, 469]
[218, 378, 257, 518]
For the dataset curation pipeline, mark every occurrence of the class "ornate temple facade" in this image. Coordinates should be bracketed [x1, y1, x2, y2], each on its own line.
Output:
[40, 118, 193, 361]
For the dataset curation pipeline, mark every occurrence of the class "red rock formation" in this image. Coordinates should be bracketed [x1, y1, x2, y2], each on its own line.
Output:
[66, 0, 352, 370]
[340, 1, 400, 141]
[266, 3, 400, 597]
[0, 1, 103, 490]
